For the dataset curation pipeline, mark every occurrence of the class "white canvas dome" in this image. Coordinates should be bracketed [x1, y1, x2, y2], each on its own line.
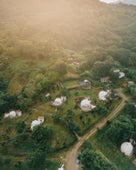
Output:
[98, 91, 108, 101]
[4, 110, 22, 118]
[9, 111, 16, 117]
[119, 72, 125, 78]
[113, 69, 120, 73]
[84, 79, 89, 83]
[81, 99, 91, 109]
[120, 142, 133, 156]
[58, 164, 64, 170]
[80, 98, 96, 112]
[31, 120, 41, 130]
[54, 98, 62, 106]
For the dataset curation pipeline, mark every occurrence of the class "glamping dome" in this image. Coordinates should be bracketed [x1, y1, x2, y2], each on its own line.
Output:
[52, 98, 62, 106]
[98, 91, 108, 101]
[8, 111, 16, 118]
[4, 110, 22, 118]
[31, 117, 44, 130]
[81, 99, 91, 109]
[80, 98, 96, 112]
[51, 97, 66, 107]
[120, 142, 133, 156]
[31, 120, 41, 130]
[119, 72, 125, 79]
[58, 164, 64, 170]
[84, 79, 90, 83]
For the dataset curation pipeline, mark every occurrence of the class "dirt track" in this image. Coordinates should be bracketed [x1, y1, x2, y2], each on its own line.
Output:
[65, 88, 128, 170]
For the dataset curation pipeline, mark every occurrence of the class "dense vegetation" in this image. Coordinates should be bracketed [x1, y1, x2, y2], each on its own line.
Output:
[0, 0, 136, 169]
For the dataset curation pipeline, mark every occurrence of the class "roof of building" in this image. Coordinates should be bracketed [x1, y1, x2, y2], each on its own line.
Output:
[120, 142, 133, 156]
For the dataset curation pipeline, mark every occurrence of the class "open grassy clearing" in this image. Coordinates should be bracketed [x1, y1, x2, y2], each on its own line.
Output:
[89, 124, 136, 170]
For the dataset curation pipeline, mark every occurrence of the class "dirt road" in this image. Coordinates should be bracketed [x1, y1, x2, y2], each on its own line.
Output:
[65, 88, 128, 170]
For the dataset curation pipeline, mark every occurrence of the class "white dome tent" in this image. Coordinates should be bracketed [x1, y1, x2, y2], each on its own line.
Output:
[31, 116, 44, 130]
[4, 110, 22, 118]
[120, 142, 133, 156]
[98, 90, 110, 101]
[113, 69, 125, 79]
[54, 98, 62, 106]
[51, 96, 67, 107]
[58, 164, 64, 170]
[84, 79, 90, 83]
[119, 72, 125, 79]
[80, 97, 96, 112]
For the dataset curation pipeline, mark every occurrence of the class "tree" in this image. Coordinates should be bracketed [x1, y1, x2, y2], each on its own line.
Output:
[106, 115, 135, 145]
[26, 150, 46, 170]
[92, 59, 113, 79]
[16, 121, 26, 133]
[78, 149, 116, 170]
[122, 102, 136, 118]
[32, 126, 53, 152]
[0, 77, 8, 92]
[53, 62, 67, 76]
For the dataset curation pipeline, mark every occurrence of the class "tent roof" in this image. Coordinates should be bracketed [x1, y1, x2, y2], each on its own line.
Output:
[81, 98, 91, 108]
[120, 142, 133, 156]
[98, 91, 108, 100]
[58, 164, 64, 170]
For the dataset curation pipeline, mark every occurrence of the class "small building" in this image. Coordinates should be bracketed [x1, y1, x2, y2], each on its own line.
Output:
[128, 81, 135, 86]
[100, 77, 110, 83]
[80, 97, 96, 112]
[37, 116, 44, 123]
[111, 93, 120, 99]
[68, 57, 73, 61]
[73, 61, 80, 65]
[120, 142, 133, 156]
[80, 80, 91, 89]
[16, 110, 22, 116]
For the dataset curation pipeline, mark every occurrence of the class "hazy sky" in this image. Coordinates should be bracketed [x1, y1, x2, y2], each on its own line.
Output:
[100, 0, 136, 5]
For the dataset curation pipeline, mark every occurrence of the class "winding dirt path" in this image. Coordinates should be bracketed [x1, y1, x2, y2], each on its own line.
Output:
[65, 88, 128, 170]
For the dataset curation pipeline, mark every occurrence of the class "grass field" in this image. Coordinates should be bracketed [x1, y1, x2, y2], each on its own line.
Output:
[89, 126, 136, 170]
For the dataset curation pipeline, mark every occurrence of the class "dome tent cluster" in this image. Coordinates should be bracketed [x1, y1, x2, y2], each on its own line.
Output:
[4, 110, 22, 118]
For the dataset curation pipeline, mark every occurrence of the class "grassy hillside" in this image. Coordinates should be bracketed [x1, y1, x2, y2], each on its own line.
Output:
[0, 0, 136, 169]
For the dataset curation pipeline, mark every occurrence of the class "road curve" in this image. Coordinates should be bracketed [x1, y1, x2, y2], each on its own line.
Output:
[65, 88, 128, 170]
